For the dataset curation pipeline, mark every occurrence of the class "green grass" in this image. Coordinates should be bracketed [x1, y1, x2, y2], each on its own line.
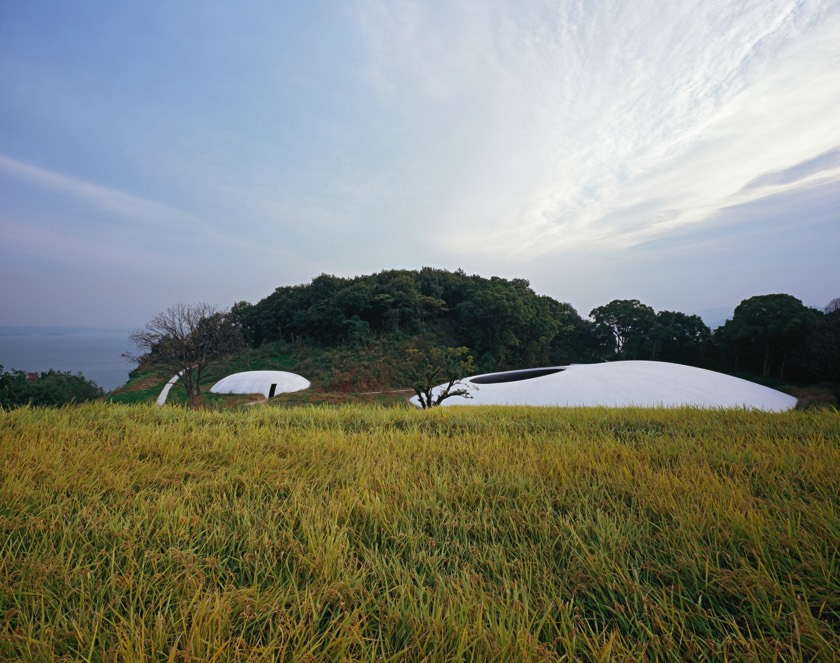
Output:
[1, 404, 838, 661]
[105, 339, 416, 408]
[105, 366, 172, 405]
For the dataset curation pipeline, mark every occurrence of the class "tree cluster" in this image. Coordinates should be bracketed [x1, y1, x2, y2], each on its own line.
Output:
[134, 271, 838, 402]
[589, 294, 837, 387]
[231, 268, 600, 372]
[714, 294, 823, 380]
[589, 299, 712, 365]
[0, 366, 103, 409]
[230, 270, 836, 389]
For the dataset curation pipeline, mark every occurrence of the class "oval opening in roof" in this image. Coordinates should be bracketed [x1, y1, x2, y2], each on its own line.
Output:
[469, 367, 566, 384]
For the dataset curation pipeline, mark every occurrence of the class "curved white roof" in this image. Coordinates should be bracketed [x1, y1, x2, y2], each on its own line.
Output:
[210, 370, 310, 398]
[410, 361, 797, 411]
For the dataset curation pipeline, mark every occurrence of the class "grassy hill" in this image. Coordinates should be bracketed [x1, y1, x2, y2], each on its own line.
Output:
[2, 403, 838, 660]
[108, 337, 420, 407]
[107, 336, 836, 410]
[107, 268, 839, 408]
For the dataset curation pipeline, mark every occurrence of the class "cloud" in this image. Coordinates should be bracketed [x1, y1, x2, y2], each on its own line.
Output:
[2, 1, 839, 325]
[344, 0, 840, 257]
[636, 179, 840, 254]
[743, 147, 840, 190]
[0, 153, 201, 230]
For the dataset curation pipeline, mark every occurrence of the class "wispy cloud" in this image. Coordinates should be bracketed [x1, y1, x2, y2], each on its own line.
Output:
[0, 153, 202, 230]
[743, 147, 840, 190]
[345, 0, 840, 255]
[1, 1, 838, 325]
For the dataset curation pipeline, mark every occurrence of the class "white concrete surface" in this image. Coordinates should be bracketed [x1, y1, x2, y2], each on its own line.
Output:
[410, 361, 797, 411]
[210, 370, 310, 399]
[156, 371, 182, 406]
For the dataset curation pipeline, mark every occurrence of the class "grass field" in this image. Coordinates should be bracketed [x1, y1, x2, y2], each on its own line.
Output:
[1, 404, 838, 661]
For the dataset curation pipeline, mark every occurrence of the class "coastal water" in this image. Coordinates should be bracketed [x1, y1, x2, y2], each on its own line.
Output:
[0, 328, 136, 392]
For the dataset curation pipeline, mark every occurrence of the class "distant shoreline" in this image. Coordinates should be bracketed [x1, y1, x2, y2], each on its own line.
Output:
[0, 329, 134, 391]
[0, 326, 131, 337]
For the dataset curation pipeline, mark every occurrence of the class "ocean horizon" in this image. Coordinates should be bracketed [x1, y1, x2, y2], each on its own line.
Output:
[0, 327, 136, 392]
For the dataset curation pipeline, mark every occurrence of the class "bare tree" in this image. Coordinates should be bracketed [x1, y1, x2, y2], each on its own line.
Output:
[405, 346, 476, 408]
[127, 303, 244, 403]
[825, 298, 840, 313]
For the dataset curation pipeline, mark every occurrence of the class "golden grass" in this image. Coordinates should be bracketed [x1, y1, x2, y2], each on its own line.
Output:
[1, 404, 838, 661]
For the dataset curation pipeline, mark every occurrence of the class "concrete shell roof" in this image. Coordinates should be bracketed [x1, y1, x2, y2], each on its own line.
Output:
[210, 370, 310, 398]
[411, 361, 797, 411]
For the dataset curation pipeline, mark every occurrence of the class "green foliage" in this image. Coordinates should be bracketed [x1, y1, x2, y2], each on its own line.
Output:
[803, 310, 840, 391]
[716, 294, 820, 378]
[138, 272, 836, 397]
[237, 269, 593, 373]
[0, 365, 102, 408]
[1, 404, 837, 660]
[590, 299, 657, 359]
[105, 366, 180, 405]
[404, 345, 476, 408]
[651, 310, 711, 364]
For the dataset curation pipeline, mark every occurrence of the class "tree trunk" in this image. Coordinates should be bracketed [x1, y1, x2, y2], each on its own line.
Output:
[763, 344, 772, 378]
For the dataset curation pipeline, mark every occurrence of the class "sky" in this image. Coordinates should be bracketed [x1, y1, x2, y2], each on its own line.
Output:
[2, 0, 839, 330]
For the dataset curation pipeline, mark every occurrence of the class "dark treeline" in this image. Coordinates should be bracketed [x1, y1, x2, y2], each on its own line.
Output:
[0, 366, 103, 409]
[230, 268, 839, 390]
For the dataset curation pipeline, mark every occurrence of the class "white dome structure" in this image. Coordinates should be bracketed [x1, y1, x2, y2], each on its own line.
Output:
[210, 370, 310, 399]
[410, 361, 797, 411]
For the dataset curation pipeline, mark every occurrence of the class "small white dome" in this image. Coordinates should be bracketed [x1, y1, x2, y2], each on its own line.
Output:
[210, 370, 310, 398]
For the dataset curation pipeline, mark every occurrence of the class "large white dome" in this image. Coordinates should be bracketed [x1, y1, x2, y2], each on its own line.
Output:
[410, 361, 797, 411]
[210, 370, 310, 399]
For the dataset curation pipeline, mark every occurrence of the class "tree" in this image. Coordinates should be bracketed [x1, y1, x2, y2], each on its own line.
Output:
[405, 346, 476, 408]
[825, 298, 840, 313]
[128, 303, 244, 403]
[230, 300, 258, 346]
[650, 310, 711, 363]
[716, 294, 819, 379]
[455, 277, 550, 369]
[0, 366, 103, 409]
[803, 309, 840, 390]
[590, 299, 656, 359]
[236, 268, 589, 369]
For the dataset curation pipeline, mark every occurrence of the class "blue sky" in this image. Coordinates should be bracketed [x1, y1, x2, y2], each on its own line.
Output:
[2, 0, 839, 329]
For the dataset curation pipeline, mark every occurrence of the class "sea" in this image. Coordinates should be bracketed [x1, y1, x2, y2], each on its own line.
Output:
[0, 327, 136, 392]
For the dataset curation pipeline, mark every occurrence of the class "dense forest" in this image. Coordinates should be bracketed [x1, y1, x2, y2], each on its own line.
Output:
[228, 268, 839, 392]
[0, 366, 103, 409]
